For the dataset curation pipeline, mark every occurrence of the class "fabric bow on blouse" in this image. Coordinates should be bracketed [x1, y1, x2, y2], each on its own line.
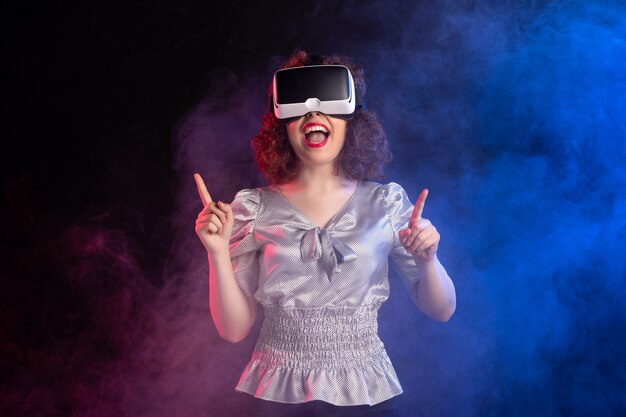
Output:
[298, 213, 358, 281]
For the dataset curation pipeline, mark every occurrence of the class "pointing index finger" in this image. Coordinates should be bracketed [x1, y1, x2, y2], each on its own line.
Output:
[193, 173, 213, 207]
[410, 189, 429, 227]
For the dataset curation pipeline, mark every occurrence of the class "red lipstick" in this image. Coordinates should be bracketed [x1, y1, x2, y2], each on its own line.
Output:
[301, 122, 330, 133]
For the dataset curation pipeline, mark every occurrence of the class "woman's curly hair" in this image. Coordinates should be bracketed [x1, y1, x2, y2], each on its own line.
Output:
[252, 50, 392, 184]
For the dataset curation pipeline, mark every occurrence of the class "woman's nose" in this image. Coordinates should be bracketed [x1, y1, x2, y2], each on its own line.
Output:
[305, 111, 322, 118]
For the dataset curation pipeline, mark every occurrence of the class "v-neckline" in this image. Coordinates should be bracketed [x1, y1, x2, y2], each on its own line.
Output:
[272, 181, 361, 230]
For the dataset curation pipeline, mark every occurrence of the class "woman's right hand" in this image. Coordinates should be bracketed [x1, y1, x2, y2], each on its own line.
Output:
[194, 173, 234, 255]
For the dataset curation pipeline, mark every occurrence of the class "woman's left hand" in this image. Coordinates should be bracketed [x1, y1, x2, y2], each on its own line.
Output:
[399, 189, 440, 262]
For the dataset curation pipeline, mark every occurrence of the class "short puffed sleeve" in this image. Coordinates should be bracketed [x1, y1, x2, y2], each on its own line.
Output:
[229, 188, 261, 297]
[382, 182, 423, 293]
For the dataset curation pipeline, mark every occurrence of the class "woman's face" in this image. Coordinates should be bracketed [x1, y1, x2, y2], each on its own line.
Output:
[285, 112, 348, 170]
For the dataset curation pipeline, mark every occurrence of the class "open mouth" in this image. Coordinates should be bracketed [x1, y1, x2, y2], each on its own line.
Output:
[302, 123, 330, 147]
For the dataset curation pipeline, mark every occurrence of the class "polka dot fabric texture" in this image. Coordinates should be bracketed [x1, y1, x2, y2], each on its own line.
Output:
[227, 181, 441, 406]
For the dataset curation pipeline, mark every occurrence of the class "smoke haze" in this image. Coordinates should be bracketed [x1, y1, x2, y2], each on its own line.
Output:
[2, 1, 625, 416]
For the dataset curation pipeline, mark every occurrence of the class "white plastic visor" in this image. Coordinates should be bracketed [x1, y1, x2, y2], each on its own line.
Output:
[271, 65, 358, 120]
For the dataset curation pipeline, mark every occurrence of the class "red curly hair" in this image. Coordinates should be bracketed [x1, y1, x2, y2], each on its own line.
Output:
[252, 50, 392, 184]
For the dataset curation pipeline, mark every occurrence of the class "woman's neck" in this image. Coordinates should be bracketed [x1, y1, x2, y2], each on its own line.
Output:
[282, 164, 355, 193]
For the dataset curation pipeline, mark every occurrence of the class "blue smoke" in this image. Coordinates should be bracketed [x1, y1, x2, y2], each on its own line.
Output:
[464, 3, 626, 415]
[362, 1, 626, 415]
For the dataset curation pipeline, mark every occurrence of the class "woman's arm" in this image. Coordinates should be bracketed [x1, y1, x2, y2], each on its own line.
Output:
[399, 189, 456, 322]
[208, 250, 258, 343]
[410, 255, 456, 322]
[194, 174, 257, 343]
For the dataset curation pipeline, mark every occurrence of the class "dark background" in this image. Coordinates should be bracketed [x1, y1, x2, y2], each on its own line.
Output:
[2, 1, 626, 416]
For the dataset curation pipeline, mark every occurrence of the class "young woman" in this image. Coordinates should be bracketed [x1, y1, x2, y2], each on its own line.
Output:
[194, 51, 456, 417]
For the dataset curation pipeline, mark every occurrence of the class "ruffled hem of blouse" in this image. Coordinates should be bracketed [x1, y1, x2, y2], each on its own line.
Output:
[234, 354, 403, 406]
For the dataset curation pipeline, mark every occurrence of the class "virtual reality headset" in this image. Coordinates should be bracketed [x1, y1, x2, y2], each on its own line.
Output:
[270, 65, 365, 120]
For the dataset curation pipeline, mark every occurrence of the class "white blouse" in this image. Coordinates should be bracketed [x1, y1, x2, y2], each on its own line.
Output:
[228, 181, 440, 406]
